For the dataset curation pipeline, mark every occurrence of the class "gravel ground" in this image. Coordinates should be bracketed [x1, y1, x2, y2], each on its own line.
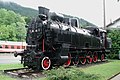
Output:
[0, 53, 21, 64]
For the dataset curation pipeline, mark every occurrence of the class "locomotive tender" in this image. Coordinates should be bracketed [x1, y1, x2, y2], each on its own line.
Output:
[14, 7, 111, 70]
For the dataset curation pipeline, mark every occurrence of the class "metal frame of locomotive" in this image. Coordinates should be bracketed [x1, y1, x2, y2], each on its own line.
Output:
[14, 7, 111, 70]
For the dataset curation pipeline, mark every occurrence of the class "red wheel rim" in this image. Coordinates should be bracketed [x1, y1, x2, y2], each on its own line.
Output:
[42, 57, 51, 70]
[87, 57, 92, 64]
[86, 51, 92, 64]
[101, 54, 105, 61]
[80, 58, 86, 65]
[64, 53, 71, 67]
[73, 59, 79, 65]
[93, 52, 98, 63]
[43, 59, 49, 68]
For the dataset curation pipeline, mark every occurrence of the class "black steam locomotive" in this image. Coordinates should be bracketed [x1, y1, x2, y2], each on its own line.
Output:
[15, 7, 111, 70]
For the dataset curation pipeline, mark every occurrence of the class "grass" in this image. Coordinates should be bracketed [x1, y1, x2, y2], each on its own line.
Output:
[0, 73, 15, 80]
[0, 63, 23, 80]
[81, 60, 120, 80]
[0, 60, 120, 80]
[0, 63, 23, 70]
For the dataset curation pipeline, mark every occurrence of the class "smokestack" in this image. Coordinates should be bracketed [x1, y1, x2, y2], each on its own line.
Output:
[38, 6, 49, 17]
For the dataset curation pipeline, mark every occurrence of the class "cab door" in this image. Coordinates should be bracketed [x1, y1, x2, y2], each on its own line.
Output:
[100, 32, 107, 48]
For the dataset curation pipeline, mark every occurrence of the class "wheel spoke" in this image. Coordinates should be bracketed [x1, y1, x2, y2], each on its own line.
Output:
[86, 51, 92, 64]
[80, 58, 86, 65]
[87, 57, 92, 64]
[101, 54, 105, 61]
[73, 57, 79, 65]
[79, 57, 86, 65]
[93, 52, 98, 63]
[64, 53, 71, 67]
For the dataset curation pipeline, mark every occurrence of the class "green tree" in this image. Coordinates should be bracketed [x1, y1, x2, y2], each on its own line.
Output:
[0, 9, 26, 41]
[0, 25, 9, 40]
[24, 17, 32, 24]
[107, 29, 120, 59]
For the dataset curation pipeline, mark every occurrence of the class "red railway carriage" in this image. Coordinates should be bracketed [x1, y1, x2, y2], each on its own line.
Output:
[0, 41, 27, 53]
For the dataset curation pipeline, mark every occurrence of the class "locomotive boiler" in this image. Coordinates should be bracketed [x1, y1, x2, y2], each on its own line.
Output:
[14, 7, 111, 70]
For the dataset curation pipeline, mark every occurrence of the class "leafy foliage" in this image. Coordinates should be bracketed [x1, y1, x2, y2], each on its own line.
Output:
[0, 9, 26, 41]
[107, 29, 120, 59]
[44, 67, 101, 80]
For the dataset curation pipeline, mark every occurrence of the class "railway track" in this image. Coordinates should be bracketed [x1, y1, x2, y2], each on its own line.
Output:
[3, 60, 109, 79]
[3, 68, 45, 79]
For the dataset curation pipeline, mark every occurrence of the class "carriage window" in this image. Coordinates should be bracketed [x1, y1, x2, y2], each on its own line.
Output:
[5, 45, 8, 48]
[22, 46, 25, 49]
[0, 45, 2, 48]
[17, 46, 20, 49]
[11, 45, 14, 49]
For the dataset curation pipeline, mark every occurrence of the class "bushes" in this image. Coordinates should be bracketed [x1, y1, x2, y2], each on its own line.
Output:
[107, 29, 120, 59]
[44, 67, 101, 80]
[107, 52, 119, 59]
